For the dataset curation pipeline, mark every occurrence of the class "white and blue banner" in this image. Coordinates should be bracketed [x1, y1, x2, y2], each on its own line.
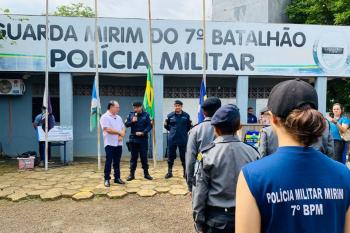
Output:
[0, 14, 349, 77]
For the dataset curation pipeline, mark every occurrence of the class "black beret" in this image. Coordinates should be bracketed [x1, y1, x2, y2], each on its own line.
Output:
[211, 104, 240, 125]
[201, 97, 221, 112]
[174, 100, 183, 105]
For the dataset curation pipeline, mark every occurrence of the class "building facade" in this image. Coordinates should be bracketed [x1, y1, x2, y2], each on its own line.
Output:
[0, 14, 349, 162]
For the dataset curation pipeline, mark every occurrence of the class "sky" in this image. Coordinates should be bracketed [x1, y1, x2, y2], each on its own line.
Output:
[1, 0, 212, 20]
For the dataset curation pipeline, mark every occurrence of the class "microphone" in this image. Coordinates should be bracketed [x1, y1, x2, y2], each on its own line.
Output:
[133, 112, 138, 122]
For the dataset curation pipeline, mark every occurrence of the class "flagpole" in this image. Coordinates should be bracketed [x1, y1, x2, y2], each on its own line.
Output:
[44, 0, 49, 171]
[202, 0, 207, 88]
[95, 0, 101, 170]
[147, 0, 157, 168]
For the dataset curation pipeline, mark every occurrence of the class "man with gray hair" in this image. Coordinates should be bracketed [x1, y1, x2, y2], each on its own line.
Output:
[100, 100, 126, 187]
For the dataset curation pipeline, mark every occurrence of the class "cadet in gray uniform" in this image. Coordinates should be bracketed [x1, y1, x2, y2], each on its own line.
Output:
[258, 125, 278, 157]
[258, 118, 334, 157]
[192, 104, 258, 233]
[185, 97, 221, 192]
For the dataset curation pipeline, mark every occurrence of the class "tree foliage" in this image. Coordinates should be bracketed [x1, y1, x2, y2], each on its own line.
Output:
[287, 0, 350, 112]
[327, 80, 350, 112]
[286, 0, 350, 25]
[0, 8, 11, 40]
[53, 3, 95, 17]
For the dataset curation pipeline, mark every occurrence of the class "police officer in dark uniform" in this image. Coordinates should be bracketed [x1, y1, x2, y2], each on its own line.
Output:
[192, 104, 258, 233]
[185, 97, 221, 192]
[125, 101, 153, 181]
[164, 100, 192, 179]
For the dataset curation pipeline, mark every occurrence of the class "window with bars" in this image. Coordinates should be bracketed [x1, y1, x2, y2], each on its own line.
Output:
[32, 84, 272, 99]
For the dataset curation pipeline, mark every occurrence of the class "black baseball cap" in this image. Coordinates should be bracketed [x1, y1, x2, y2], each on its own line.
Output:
[267, 79, 318, 118]
[132, 101, 143, 107]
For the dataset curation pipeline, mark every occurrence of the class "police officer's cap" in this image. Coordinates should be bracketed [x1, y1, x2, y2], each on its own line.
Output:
[211, 104, 240, 126]
[174, 100, 183, 105]
[132, 101, 143, 107]
[201, 97, 221, 112]
[268, 79, 318, 118]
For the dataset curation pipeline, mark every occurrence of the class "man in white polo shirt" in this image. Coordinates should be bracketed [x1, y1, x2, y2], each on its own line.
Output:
[100, 100, 126, 187]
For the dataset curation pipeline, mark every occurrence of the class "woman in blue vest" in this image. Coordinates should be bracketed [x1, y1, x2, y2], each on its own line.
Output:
[328, 103, 350, 163]
[235, 79, 350, 233]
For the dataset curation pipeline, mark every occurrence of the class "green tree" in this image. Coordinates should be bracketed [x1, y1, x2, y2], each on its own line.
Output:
[287, 0, 350, 25]
[53, 3, 95, 17]
[287, 0, 350, 112]
[0, 9, 28, 46]
[327, 80, 350, 112]
[0, 8, 11, 40]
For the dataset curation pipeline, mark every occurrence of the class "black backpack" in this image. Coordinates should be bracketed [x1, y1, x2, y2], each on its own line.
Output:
[18, 151, 39, 166]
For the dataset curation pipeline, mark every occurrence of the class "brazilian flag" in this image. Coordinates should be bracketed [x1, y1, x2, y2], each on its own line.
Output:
[143, 66, 155, 120]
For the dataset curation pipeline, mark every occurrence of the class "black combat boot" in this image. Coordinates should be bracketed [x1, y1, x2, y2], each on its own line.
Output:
[165, 166, 173, 179]
[144, 170, 153, 180]
[182, 165, 186, 179]
[126, 171, 135, 181]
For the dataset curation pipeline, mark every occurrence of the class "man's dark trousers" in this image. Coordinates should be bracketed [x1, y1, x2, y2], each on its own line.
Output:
[168, 144, 186, 168]
[130, 140, 148, 172]
[39, 141, 52, 161]
[104, 145, 122, 180]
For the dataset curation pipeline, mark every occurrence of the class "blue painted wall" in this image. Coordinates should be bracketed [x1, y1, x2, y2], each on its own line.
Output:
[73, 95, 144, 157]
[0, 77, 62, 156]
[0, 74, 288, 158]
[0, 79, 35, 155]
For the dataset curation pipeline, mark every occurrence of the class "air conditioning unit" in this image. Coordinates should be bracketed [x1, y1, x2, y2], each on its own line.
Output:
[0, 79, 26, 95]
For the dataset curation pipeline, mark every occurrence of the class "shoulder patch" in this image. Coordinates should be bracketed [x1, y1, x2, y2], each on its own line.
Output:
[201, 142, 215, 153]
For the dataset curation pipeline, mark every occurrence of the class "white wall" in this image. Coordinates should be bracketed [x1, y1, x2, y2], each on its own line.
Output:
[212, 0, 269, 22]
[212, 0, 290, 23]
[256, 98, 268, 117]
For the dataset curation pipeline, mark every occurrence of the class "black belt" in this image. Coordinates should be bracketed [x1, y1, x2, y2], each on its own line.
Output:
[129, 135, 147, 140]
[207, 205, 235, 213]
